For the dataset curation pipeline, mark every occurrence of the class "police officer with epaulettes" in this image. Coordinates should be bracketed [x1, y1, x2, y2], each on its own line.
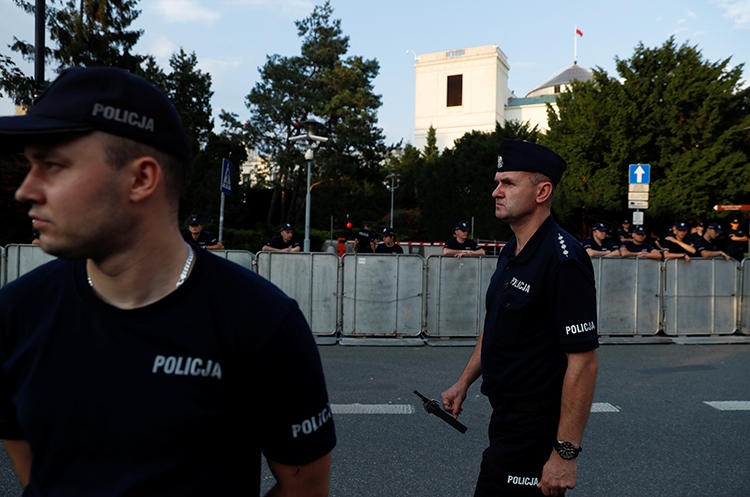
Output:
[442, 140, 598, 496]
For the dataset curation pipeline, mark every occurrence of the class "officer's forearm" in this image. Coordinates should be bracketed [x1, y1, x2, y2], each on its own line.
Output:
[557, 350, 597, 446]
[458, 331, 484, 388]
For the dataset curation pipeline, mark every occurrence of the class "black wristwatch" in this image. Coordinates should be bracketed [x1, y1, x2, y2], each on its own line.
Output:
[553, 440, 582, 460]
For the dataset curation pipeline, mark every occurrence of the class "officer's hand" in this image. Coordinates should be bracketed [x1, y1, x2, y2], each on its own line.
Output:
[440, 383, 467, 417]
[538, 451, 577, 496]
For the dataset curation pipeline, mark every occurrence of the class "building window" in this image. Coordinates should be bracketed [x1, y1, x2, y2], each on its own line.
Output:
[554, 84, 561, 93]
[447, 74, 463, 107]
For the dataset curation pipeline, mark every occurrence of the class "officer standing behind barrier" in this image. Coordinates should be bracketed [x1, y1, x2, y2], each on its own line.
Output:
[262, 223, 302, 252]
[182, 216, 224, 250]
[581, 222, 619, 258]
[354, 221, 376, 253]
[726, 218, 748, 261]
[693, 223, 731, 261]
[375, 227, 404, 254]
[0, 67, 334, 496]
[619, 226, 662, 259]
[441, 140, 598, 497]
[443, 221, 486, 258]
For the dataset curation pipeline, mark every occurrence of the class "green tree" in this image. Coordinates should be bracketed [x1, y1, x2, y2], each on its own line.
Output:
[423, 125, 438, 162]
[544, 37, 750, 232]
[418, 120, 540, 241]
[1, 0, 144, 105]
[244, 1, 387, 227]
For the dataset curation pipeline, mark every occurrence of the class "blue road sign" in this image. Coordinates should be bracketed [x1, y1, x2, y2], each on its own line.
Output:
[221, 159, 232, 194]
[629, 164, 650, 184]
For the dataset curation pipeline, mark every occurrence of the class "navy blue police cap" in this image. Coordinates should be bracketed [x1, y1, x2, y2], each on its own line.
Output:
[675, 222, 688, 231]
[496, 139, 567, 185]
[707, 222, 722, 233]
[592, 222, 607, 232]
[454, 221, 469, 232]
[0, 66, 190, 160]
[188, 217, 201, 226]
[280, 223, 294, 232]
[633, 226, 646, 235]
[382, 227, 395, 236]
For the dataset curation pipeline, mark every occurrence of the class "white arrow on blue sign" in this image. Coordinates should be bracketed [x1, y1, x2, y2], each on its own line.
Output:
[629, 164, 650, 185]
[221, 159, 233, 194]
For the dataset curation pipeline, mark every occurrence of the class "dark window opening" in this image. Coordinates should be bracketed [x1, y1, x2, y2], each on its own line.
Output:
[447, 74, 463, 107]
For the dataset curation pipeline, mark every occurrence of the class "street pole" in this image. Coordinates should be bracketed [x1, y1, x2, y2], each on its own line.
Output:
[218, 192, 225, 243]
[34, 0, 45, 96]
[389, 173, 395, 229]
[304, 148, 313, 252]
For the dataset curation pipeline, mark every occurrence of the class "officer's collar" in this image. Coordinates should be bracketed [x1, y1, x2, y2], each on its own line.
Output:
[505, 215, 555, 264]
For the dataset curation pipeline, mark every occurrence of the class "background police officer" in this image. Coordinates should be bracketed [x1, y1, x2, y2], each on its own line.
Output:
[354, 221, 376, 253]
[582, 222, 619, 258]
[262, 223, 301, 252]
[442, 140, 598, 497]
[375, 227, 403, 254]
[443, 221, 486, 258]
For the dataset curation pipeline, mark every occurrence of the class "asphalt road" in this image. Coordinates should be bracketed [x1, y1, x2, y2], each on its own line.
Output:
[2, 344, 749, 496]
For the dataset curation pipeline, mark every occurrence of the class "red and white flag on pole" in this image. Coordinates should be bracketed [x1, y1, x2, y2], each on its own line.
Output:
[575, 27, 583, 37]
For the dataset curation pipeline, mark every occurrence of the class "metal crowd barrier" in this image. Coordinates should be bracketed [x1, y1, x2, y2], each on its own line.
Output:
[663, 258, 739, 336]
[2, 244, 748, 340]
[741, 258, 749, 335]
[425, 256, 498, 338]
[592, 257, 661, 336]
[212, 249, 255, 272]
[3, 244, 56, 285]
[256, 252, 339, 337]
[341, 254, 424, 337]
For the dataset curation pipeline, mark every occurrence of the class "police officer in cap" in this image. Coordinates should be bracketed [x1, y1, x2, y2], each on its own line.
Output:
[726, 218, 748, 261]
[442, 139, 598, 497]
[375, 227, 404, 254]
[262, 223, 301, 252]
[443, 221, 486, 258]
[354, 221, 377, 253]
[693, 223, 731, 261]
[582, 222, 619, 257]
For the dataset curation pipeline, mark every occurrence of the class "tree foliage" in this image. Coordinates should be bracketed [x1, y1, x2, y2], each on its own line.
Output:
[244, 1, 387, 227]
[544, 37, 750, 232]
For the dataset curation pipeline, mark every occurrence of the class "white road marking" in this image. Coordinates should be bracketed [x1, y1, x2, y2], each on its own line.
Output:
[704, 401, 750, 411]
[330, 402, 622, 414]
[331, 403, 415, 414]
[591, 402, 621, 413]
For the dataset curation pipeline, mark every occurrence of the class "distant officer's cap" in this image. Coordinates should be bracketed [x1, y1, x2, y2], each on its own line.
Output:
[622, 219, 631, 225]
[188, 217, 201, 226]
[592, 222, 607, 232]
[676, 222, 688, 231]
[696, 222, 704, 228]
[0, 66, 190, 160]
[382, 227, 395, 236]
[731, 218, 740, 224]
[454, 221, 469, 232]
[707, 222, 722, 233]
[280, 223, 294, 232]
[633, 226, 646, 235]
[496, 139, 567, 185]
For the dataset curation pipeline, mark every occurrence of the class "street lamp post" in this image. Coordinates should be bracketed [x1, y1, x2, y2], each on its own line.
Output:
[385, 171, 400, 229]
[304, 148, 314, 252]
[289, 125, 328, 252]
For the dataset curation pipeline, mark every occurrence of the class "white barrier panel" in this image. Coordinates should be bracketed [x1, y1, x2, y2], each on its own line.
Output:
[341, 254, 423, 337]
[256, 252, 338, 336]
[426, 256, 498, 338]
[592, 257, 661, 336]
[211, 249, 255, 272]
[740, 258, 749, 335]
[664, 258, 739, 336]
[4, 245, 56, 285]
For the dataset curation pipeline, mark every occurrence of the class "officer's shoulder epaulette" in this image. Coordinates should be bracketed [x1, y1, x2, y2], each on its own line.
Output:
[552, 230, 583, 262]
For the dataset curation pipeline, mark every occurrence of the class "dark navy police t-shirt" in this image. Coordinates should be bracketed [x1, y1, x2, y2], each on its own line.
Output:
[0, 249, 335, 496]
[444, 237, 480, 251]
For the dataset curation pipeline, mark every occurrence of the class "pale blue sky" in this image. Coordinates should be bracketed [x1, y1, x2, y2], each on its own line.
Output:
[1, 0, 748, 146]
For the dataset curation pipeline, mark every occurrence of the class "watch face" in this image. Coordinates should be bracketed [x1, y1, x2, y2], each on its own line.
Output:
[555, 441, 581, 460]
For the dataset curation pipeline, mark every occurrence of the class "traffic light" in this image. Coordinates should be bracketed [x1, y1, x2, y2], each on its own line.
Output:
[345, 214, 352, 229]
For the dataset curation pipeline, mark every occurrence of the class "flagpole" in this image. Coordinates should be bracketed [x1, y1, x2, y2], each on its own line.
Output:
[574, 25, 578, 65]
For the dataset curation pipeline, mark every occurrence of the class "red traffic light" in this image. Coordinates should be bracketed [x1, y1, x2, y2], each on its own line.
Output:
[346, 221, 352, 229]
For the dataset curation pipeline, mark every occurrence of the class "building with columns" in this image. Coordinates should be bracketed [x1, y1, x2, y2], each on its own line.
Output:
[413, 44, 593, 151]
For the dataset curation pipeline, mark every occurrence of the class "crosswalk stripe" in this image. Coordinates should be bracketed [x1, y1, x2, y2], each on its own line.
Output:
[704, 401, 750, 411]
[331, 403, 415, 414]
[591, 402, 620, 413]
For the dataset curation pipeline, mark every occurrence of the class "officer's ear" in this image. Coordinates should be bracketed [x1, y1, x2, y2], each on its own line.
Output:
[127, 155, 161, 203]
[535, 181, 554, 205]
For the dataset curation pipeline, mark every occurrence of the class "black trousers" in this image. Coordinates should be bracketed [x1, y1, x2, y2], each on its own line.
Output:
[474, 399, 560, 497]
